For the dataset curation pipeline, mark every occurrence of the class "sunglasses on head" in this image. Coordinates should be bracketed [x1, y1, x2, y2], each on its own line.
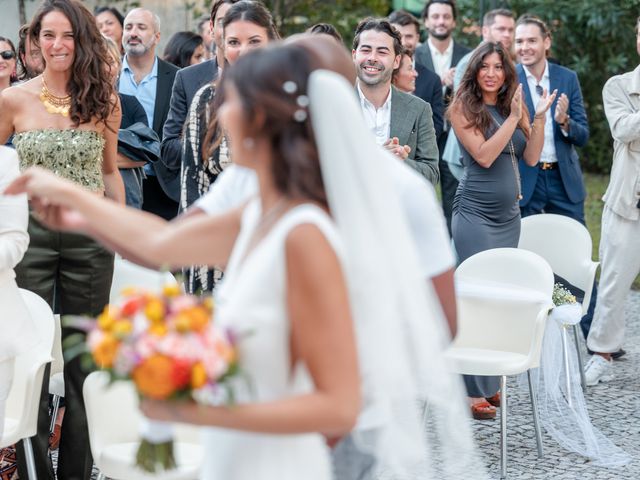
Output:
[0, 50, 15, 60]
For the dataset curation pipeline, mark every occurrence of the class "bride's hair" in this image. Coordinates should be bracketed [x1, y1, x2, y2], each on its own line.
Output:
[215, 45, 327, 206]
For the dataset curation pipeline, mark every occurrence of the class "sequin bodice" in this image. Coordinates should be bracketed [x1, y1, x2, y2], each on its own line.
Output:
[13, 129, 105, 191]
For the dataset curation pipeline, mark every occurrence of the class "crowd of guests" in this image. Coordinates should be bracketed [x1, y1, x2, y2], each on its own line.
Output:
[0, 0, 639, 478]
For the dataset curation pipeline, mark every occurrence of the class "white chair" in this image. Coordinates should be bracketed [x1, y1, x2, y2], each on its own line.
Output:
[84, 371, 203, 480]
[49, 314, 64, 437]
[518, 213, 598, 390]
[446, 248, 554, 479]
[1, 289, 55, 478]
[110, 256, 178, 303]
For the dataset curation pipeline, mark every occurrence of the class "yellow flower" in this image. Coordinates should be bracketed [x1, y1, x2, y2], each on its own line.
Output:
[120, 286, 139, 297]
[145, 298, 165, 324]
[93, 333, 119, 368]
[174, 313, 192, 333]
[203, 297, 215, 315]
[112, 319, 133, 338]
[149, 323, 168, 337]
[97, 306, 117, 331]
[162, 283, 181, 297]
[191, 362, 207, 389]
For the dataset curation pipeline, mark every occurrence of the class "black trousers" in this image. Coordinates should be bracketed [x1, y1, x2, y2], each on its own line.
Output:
[15, 214, 114, 480]
[142, 174, 178, 221]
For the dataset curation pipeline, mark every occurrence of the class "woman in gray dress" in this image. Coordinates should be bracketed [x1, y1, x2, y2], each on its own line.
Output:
[448, 41, 555, 419]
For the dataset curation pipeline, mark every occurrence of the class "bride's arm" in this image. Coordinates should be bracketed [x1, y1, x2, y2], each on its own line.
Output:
[141, 223, 361, 437]
[5, 167, 242, 268]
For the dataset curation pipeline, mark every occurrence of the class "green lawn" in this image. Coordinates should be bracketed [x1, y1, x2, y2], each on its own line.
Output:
[583, 172, 640, 289]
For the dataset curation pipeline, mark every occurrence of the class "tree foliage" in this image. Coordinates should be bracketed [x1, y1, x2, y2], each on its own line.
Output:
[263, 0, 388, 42]
[457, 0, 640, 173]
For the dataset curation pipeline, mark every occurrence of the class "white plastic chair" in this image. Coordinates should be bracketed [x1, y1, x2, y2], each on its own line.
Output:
[84, 371, 203, 480]
[110, 256, 178, 303]
[1, 289, 55, 478]
[518, 213, 598, 390]
[446, 248, 554, 479]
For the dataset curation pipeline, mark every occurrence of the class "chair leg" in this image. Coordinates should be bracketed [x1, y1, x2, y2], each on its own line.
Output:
[49, 394, 61, 434]
[500, 375, 508, 480]
[527, 370, 544, 458]
[572, 324, 587, 391]
[23, 437, 38, 480]
[561, 326, 573, 407]
[97, 473, 106, 480]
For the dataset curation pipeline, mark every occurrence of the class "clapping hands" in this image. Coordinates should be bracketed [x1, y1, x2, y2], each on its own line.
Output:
[383, 137, 411, 160]
[534, 87, 558, 119]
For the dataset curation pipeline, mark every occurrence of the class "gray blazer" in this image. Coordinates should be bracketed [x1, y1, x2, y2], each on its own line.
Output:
[390, 87, 440, 185]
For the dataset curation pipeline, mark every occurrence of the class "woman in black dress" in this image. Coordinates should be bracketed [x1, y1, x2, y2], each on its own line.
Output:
[448, 41, 555, 419]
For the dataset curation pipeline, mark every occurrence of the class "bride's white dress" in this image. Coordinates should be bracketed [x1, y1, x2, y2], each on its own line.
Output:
[201, 199, 339, 480]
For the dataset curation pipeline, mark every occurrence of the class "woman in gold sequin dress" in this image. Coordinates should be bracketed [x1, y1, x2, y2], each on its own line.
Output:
[0, 1, 123, 479]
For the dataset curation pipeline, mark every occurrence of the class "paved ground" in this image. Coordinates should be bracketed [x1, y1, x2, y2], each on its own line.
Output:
[474, 291, 640, 479]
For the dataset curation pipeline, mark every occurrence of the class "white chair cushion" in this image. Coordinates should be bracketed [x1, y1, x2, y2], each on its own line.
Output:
[445, 348, 529, 376]
[98, 441, 203, 480]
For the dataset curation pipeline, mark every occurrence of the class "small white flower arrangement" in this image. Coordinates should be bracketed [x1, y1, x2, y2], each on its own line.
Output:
[551, 283, 581, 326]
[552, 283, 577, 307]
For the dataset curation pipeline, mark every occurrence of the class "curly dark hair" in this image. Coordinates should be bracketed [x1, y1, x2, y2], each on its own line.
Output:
[448, 41, 530, 138]
[30, 0, 116, 127]
[214, 44, 326, 206]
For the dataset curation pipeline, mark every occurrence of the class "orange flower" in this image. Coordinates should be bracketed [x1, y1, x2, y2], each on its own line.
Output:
[93, 333, 119, 368]
[191, 362, 207, 389]
[120, 296, 144, 317]
[171, 359, 192, 389]
[188, 307, 210, 333]
[132, 354, 176, 399]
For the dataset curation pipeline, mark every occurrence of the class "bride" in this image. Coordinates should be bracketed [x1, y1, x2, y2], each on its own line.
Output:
[6, 43, 484, 479]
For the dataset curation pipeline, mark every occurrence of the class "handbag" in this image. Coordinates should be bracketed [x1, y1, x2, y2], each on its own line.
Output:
[117, 122, 161, 164]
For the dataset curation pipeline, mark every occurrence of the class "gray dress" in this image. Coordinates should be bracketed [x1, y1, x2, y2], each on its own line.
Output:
[451, 105, 526, 398]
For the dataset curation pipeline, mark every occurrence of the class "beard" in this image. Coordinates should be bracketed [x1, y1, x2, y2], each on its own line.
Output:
[428, 27, 452, 41]
[356, 62, 393, 86]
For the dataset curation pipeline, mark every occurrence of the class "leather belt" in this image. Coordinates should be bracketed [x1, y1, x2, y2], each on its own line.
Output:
[539, 162, 558, 170]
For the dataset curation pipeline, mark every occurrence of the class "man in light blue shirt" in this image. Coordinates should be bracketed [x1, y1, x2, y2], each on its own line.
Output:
[119, 8, 178, 219]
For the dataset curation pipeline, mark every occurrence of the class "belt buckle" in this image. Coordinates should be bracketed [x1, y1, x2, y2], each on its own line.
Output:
[541, 162, 552, 170]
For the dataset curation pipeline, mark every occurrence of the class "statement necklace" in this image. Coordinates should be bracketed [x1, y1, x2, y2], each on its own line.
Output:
[40, 78, 71, 117]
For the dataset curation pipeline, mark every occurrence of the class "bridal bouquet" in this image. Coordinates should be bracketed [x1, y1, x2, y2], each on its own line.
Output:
[86, 283, 240, 472]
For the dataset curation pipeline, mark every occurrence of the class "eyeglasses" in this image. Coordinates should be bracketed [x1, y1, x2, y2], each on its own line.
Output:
[0, 50, 16, 60]
[535, 84, 543, 96]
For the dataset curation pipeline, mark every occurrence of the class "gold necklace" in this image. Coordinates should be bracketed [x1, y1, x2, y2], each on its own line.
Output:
[40, 78, 71, 117]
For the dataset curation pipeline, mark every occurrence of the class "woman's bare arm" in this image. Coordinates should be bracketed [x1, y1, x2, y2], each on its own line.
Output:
[6, 168, 241, 268]
[101, 95, 125, 203]
[140, 223, 361, 437]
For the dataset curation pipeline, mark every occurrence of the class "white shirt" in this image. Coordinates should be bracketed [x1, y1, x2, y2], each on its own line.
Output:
[428, 38, 454, 96]
[523, 62, 558, 163]
[356, 82, 392, 146]
[194, 163, 455, 279]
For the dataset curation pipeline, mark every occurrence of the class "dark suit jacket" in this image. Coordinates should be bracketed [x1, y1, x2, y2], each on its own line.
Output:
[414, 63, 444, 138]
[390, 86, 440, 185]
[119, 93, 148, 129]
[517, 63, 589, 205]
[161, 58, 218, 171]
[414, 40, 470, 105]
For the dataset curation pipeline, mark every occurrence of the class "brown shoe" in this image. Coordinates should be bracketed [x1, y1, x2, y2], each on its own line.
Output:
[471, 401, 496, 420]
[487, 392, 501, 408]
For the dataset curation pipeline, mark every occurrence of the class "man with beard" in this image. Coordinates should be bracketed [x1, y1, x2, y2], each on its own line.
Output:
[414, 0, 470, 235]
[389, 9, 444, 137]
[352, 18, 439, 185]
[119, 8, 178, 219]
[17, 24, 44, 80]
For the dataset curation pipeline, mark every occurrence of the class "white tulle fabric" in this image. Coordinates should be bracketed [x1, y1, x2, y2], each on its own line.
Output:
[309, 70, 487, 479]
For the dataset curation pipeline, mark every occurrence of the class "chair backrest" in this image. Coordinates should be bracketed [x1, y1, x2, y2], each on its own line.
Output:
[110, 256, 177, 303]
[2, 289, 54, 446]
[50, 314, 64, 377]
[83, 371, 202, 467]
[453, 248, 554, 367]
[519, 213, 598, 313]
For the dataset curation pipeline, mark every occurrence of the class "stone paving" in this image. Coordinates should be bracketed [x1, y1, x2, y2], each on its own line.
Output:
[474, 291, 640, 480]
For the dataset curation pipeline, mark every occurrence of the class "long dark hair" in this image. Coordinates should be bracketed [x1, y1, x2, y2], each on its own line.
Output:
[217, 45, 326, 206]
[30, 0, 116, 127]
[448, 41, 530, 138]
[163, 31, 204, 69]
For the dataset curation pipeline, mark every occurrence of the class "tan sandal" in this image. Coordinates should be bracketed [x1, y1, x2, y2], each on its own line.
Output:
[487, 392, 501, 408]
[471, 401, 496, 420]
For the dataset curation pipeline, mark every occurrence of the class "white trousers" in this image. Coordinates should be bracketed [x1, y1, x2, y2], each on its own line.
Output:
[0, 357, 15, 440]
[587, 205, 640, 352]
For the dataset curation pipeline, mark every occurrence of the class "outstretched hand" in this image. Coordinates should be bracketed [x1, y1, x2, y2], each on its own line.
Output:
[4, 167, 89, 232]
[510, 84, 523, 120]
[534, 87, 558, 118]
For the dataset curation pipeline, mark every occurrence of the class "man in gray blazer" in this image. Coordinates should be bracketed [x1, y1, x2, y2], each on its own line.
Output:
[352, 18, 439, 185]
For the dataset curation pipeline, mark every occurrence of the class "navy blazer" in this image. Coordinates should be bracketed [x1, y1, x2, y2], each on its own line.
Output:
[517, 63, 589, 205]
[414, 40, 471, 106]
[414, 63, 444, 138]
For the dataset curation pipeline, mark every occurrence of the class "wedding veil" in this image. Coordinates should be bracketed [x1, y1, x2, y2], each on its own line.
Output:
[308, 70, 488, 479]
